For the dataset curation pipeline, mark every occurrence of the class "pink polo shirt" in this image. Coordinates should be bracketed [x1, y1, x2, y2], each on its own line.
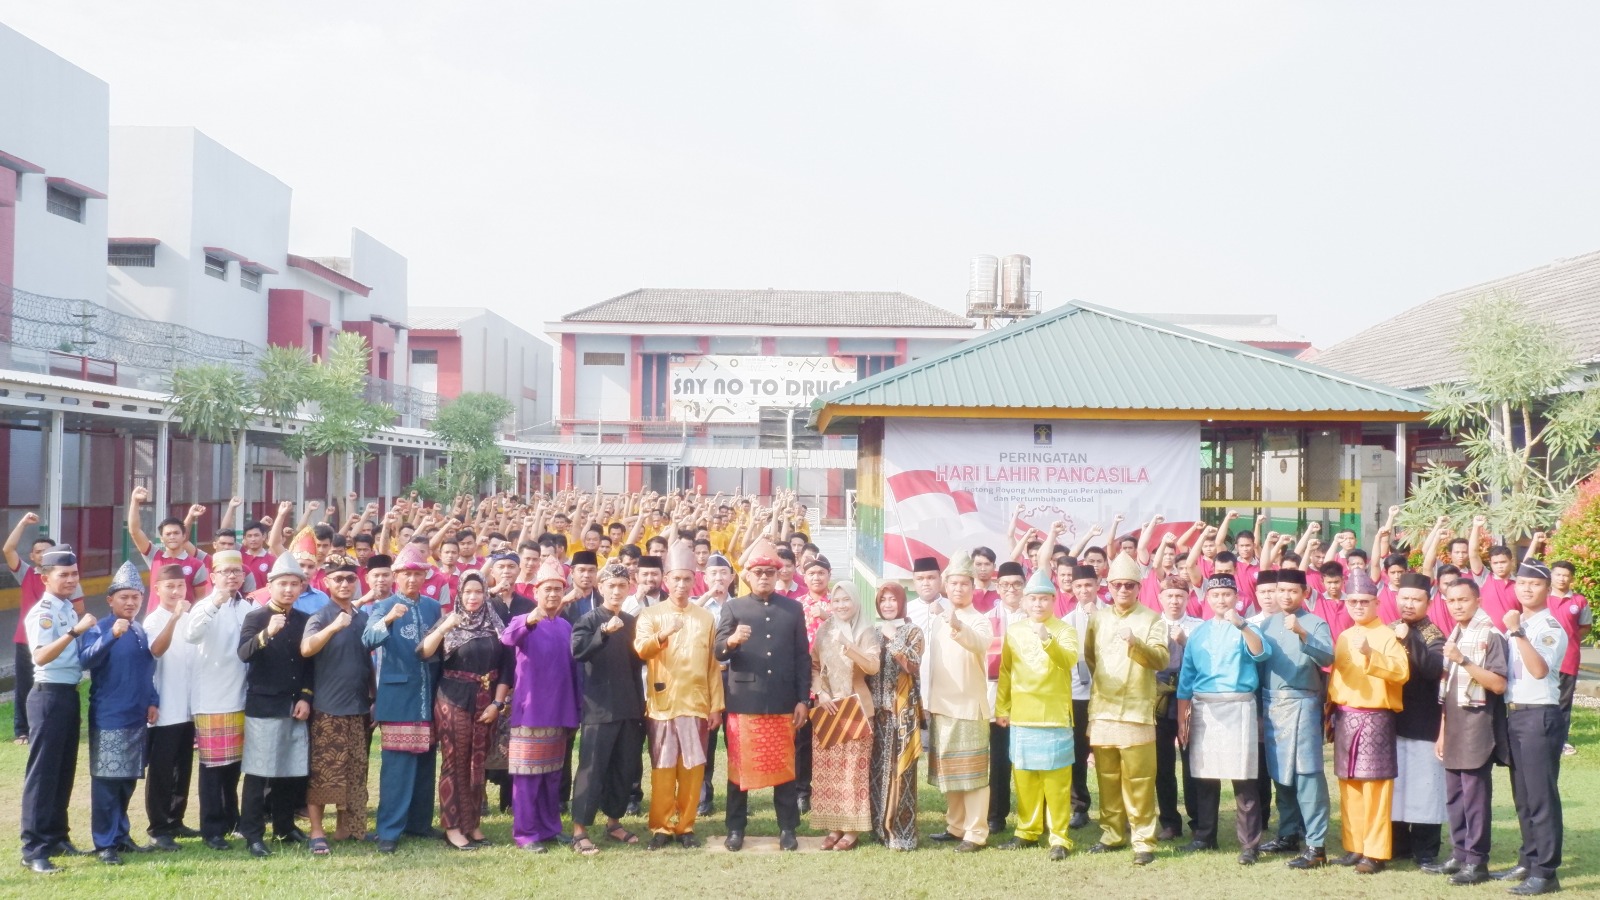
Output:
[1477, 575, 1517, 632]
[1547, 592, 1589, 677]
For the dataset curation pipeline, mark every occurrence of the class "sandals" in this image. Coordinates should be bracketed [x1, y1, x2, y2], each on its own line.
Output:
[309, 837, 330, 856]
[821, 832, 842, 851]
[604, 826, 639, 845]
[572, 836, 600, 856]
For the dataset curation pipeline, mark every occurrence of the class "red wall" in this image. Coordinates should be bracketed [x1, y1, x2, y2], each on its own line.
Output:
[267, 289, 332, 350]
[410, 331, 463, 398]
[341, 320, 397, 377]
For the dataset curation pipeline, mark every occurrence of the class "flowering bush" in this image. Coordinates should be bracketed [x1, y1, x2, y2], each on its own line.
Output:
[1548, 473, 1600, 644]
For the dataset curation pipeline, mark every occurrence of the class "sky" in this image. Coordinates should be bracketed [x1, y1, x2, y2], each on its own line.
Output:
[6, 1, 1600, 347]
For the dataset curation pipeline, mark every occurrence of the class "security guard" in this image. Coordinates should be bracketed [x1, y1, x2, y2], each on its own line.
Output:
[714, 539, 810, 852]
[20, 546, 94, 874]
[1495, 558, 1566, 897]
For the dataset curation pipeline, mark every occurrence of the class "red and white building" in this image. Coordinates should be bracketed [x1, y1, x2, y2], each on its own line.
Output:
[546, 288, 977, 519]
[408, 306, 554, 437]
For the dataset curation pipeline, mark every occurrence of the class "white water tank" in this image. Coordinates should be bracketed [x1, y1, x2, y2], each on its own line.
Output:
[966, 254, 999, 316]
[1000, 254, 1032, 312]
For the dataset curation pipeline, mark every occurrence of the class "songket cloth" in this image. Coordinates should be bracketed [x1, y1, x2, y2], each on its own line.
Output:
[926, 713, 989, 793]
[726, 713, 796, 791]
[195, 711, 245, 767]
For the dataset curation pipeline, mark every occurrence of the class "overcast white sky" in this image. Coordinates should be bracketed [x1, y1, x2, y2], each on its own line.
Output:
[6, 1, 1600, 345]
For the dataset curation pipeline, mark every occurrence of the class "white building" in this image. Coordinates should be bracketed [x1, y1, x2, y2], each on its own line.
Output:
[408, 306, 555, 437]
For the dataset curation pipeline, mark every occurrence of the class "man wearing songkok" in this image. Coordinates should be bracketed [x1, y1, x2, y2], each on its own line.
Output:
[714, 538, 810, 852]
[501, 558, 582, 852]
[1494, 559, 1567, 896]
[300, 556, 373, 851]
[1389, 572, 1447, 869]
[1084, 552, 1170, 866]
[19, 546, 90, 873]
[1153, 574, 1201, 842]
[562, 550, 603, 624]
[569, 562, 645, 855]
[1064, 563, 1102, 830]
[183, 549, 252, 851]
[143, 564, 198, 851]
[1421, 578, 1508, 886]
[363, 542, 443, 853]
[1175, 573, 1270, 865]
[923, 552, 995, 852]
[907, 555, 951, 650]
[1327, 566, 1409, 874]
[80, 561, 159, 864]
[637, 545, 725, 848]
[1256, 566, 1335, 869]
[236, 553, 315, 858]
[995, 568, 1080, 860]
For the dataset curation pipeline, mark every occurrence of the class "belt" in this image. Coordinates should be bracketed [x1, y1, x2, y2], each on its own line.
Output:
[444, 669, 498, 690]
[1506, 702, 1556, 712]
[34, 682, 81, 692]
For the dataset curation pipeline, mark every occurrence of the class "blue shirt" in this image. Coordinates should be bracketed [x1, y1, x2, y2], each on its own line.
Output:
[363, 593, 442, 722]
[1177, 618, 1271, 699]
[79, 618, 159, 729]
[294, 587, 330, 616]
[24, 594, 84, 685]
[1259, 610, 1334, 692]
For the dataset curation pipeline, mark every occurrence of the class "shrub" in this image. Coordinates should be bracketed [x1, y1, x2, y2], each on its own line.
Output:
[1548, 472, 1600, 645]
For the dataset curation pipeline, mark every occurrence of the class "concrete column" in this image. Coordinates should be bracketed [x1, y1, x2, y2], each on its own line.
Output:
[384, 444, 395, 508]
[44, 411, 65, 536]
[295, 456, 307, 510]
[1394, 422, 1408, 503]
[235, 429, 249, 529]
[155, 420, 171, 519]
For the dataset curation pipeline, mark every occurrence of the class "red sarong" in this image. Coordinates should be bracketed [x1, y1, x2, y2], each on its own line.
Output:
[726, 713, 796, 791]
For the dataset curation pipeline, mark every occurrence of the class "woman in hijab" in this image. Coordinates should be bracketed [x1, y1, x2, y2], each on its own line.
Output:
[419, 571, 512, 849]
[809, 582, 882, 850]
[867, 582, 924, 850]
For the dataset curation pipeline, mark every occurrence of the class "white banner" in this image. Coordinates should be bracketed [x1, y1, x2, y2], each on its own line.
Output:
[880, 419, 1200, 576]
[670, 355, 855, 423]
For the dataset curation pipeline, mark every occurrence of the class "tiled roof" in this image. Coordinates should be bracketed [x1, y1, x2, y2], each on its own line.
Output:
[811, 300, 1430, 432]
[1316, 250, 1600, 390]
[560, 288, 975, 328]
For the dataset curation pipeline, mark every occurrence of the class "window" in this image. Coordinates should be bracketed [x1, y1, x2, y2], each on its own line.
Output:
[583, 352, 625, 366]
[108, 243, 155, 267]
[856, 354, 897, 379]
[46, 186, 84, 222]
[204, 254, 228, 280]
[240, 268, 262, 291]
[411, 348, 437, 393]
[640, 353, 670, 419]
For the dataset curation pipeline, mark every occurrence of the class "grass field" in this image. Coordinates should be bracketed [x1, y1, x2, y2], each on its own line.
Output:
[0, 699, 1594, 899]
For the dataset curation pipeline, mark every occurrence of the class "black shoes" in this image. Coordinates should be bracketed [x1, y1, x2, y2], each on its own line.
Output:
[1049, 845, 1069, 861]
[1423, 857, 1462, 875]
[49, 841, 84, 857]
[955, 841, 983, 853]
[97, 849, 123, 866]
[1177, 840, 1216, 853]
[1286, 847, 1326, 870]
[276, 828, 310, 844]
[928, 831, 960, 843]
[626, 801, 642, 816]
[376, 839, 398, 854]
[152, 835, 182, 852]
[697, 802, 713, 817]
[1507, 876, 1560, 895]
[1495, 866, 1531, 882]
[22, 858, 59, 874]
[1133, 851, 1156, 866]
[797, 796, 811, 814]
[1449, 863, 1490, 886]
[999, 837, 1038, 850]
[647, 833, 673, 851]
[115, 840, 152, 854]
[247, 841, 271, 858]
[1259, 835, 1302, 854]
[403, 828, 445, 841]
[1069, 811, 1091, 829]
[724, 831, 745, 852]
[175, 825, 202, 839]
[1156, 826, 1182, 841]
[987, 820, 1006, 835]
[678, 833, 701, 849]
[1334, 851, 1363, 866]
[204, 836, 231, 851]
[1086, 842, 1125, 854]
[1354, 857, 1385, 875]
[1238, 848, 1260, 865]
[778, 830, 799, 851]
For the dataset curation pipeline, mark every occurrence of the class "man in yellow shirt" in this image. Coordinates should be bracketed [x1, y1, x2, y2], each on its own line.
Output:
[1084, 552, 1170, 866]
[1327, 567, 1410, 874]
[634, 542, 725, 848]
[996, 568, 1080, 860]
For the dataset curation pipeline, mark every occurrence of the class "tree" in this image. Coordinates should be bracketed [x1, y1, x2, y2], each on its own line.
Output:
[168, 346, 312, 524]
[282, 331, 396, 503]
[1399, 292, 1600, 540]
[413, 392, 514, 500]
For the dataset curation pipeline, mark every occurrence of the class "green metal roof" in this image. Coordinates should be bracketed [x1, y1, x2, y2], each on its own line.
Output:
[810, 300, 1431, 433]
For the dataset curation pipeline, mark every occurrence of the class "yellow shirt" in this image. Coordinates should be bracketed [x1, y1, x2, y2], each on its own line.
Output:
[1084, 602, 1171, 727]
[996, 617, 1078, 728]
[633, 602, 725, 720]
[1328, 620, 1409, 711]
[925, 605, 993, 721]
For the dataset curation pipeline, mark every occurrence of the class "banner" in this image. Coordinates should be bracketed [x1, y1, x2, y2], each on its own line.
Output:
[880, 419, 1200, 577]
[670, 355, 855, 423]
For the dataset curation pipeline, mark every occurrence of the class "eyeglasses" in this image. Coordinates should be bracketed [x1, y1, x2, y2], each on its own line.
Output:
[1345, 597, 1375, 605]
[326, 575, 358, 584]
[748, 567, 777, 577]
[1109, 581, 1140, 591]
[213, 568, 245, 576]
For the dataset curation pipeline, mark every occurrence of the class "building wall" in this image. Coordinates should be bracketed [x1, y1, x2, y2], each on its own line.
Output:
[347, 228, 407, 329]
[0, 24, 110, 302]
[410, 332, 462, 398]
[410, 312, 553, 435]
[571, 333, 632, 423]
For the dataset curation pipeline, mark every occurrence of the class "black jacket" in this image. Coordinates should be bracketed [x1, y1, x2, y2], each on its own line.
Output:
[1395, 619, 1446, 742]
[715, 592, 810, 714]
[570, 607, 645, 724]
[238, 605, 314, 719]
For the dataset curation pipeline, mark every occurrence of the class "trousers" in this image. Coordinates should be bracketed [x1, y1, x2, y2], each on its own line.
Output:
[1093, 742, 1158, 852]
[12, 642, 34, 738]
[726, 778, 800, 833]
[1338, 779, 1394, 860]
[1070, 699, 1092, 814]
[700, 724, 722, 807]
[198, 762, 241, 840]
[988, 722, 1012, 828]
[1271, 770, 1331, 847]
[376, 748, 437, 841]
[1444, 762, 1493, 866]
[572, 720, 642, 827]
[20, 683, 79, 860]
[1014, 768, 1073, 848]
[650, 763, 706, 835]
[91, 777, 136, 850]
[238, 774, 298, 843]
[1507, 705, 1563, 879]
[145, 721, 195, 837]
[1190, 776, 1263, 850]
[512, 771, 563, 845]
[1154, 716, 1195, 834]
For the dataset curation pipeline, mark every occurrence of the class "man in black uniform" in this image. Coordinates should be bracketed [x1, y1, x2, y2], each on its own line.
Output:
[714, 540, 810, 852]
[486, 551, 534, 813]
[236, 554, 315, 858]
[569, 563, 645, 853]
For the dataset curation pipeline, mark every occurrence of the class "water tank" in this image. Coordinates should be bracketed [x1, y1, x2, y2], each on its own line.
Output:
[966, 254, 998, 316]
[1000, 254, 1033, 313]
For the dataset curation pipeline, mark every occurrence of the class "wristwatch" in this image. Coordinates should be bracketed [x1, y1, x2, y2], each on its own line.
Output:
[1507, 629, 1526, 640]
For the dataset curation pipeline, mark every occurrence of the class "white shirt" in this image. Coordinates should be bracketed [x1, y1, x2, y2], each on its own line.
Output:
[182, 591, 253, 714]
[144, 605, 195, 726]
[1506, 609, 1566, 706]
[1065, 602, 1099, 700]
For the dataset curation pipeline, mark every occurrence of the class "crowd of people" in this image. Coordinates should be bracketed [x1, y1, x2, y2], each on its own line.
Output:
[8, 491, 1585, 894]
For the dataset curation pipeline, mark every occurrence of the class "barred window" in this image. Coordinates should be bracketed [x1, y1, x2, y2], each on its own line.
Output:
[108, 243, 155, 267]
[204, 254, 228, 279]
[240, 268, 262, 291]
[46, 186, 84, 222]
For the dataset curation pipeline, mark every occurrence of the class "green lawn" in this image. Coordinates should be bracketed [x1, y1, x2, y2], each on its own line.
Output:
[0, 700, 1594, 899]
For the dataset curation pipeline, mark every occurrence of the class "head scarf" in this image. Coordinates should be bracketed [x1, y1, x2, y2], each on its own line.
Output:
[441, 571, 504, 656]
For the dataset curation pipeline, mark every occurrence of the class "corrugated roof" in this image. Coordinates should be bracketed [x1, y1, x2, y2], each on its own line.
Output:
[1316, 250, 1600, 390]
[517, 441, 686, 461]
[810, 300, 1430, 432]
[407, 307, 489, 331]
[681, 447, 856, 470]
[561, 288, 975, 328]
